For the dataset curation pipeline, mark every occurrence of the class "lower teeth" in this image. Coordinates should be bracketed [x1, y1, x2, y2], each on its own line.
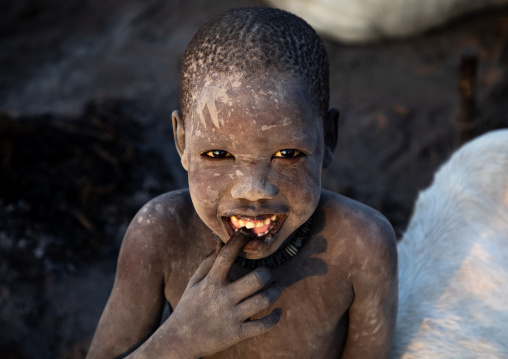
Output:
[233, 227, 270, 237]
[256, 230, 269, 237]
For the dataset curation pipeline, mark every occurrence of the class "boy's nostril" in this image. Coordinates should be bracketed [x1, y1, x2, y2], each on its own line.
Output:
[231, 180, 279, 200]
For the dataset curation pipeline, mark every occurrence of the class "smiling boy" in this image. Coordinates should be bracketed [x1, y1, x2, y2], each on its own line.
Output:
[87, 7, 398, 359]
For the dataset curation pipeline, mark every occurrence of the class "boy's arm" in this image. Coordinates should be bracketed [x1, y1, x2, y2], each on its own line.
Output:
[340, 217, 398, 359]
[127, 229, 282, 358]
[86, 205, 168, 358]
[87, 199, 283, 358]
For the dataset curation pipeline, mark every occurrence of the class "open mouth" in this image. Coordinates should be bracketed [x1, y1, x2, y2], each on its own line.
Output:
[222, 213, 288, 248]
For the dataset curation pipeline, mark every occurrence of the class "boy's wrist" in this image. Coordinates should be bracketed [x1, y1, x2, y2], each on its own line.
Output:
[129, 320, 200, 359]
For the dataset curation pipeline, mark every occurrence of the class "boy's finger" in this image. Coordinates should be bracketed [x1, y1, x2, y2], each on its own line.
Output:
[187, 256, 215, 287]
[187, 248, 220, 287]
[239, 308, 282, 339]
[208, 228, 250, 283]
[229, 266, 272, 302]
[235, 281, 282, 320]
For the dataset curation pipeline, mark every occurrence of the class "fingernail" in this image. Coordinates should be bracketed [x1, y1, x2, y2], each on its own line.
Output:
[231, 228, 251, 244]
[238, 228, 250, 236]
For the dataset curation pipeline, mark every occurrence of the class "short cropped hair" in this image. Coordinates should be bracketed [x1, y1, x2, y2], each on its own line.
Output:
[180, 7, 329, 120]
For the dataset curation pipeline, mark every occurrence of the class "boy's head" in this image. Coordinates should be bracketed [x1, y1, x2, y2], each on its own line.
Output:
[179, 7, 330, 121]
[173, 7, 339, 259]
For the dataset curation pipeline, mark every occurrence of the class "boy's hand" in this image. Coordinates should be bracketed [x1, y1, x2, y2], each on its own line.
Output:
[164, 229, 282, 358]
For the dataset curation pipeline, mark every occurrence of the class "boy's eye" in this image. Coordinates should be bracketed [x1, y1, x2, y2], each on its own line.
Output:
[204, 150, 233, 159]
[273, 149, 301, 158]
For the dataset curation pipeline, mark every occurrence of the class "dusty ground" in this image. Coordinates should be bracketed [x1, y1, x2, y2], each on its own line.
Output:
[1, 0, 508, 357]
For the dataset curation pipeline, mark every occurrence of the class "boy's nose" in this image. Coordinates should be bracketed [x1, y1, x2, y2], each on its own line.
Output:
[230, 172, 280, 201]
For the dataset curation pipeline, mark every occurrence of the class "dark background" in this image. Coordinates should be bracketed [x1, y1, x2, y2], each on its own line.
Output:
[1, 0, 508, 357]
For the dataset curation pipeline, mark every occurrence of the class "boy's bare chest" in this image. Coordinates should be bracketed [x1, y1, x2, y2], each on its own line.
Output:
[165, 241, 354, 358]
[205, 272, 352, 359]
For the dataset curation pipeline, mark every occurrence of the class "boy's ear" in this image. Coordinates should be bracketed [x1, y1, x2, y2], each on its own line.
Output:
[323, 107, 340, 169]
[172, 110, 188, 171]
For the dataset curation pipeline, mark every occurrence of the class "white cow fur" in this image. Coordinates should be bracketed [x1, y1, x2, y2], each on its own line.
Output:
[392, 129, 508, 358]
[266, 0, 508, 43]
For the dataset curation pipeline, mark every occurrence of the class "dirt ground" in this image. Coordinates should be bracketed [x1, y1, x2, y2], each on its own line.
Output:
[1, 0, 508, 357]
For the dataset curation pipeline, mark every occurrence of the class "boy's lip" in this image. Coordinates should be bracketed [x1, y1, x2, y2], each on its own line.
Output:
[220, 206, 288, 218]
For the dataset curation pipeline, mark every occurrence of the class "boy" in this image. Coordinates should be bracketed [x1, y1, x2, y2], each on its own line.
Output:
[87, 7, 398, 359]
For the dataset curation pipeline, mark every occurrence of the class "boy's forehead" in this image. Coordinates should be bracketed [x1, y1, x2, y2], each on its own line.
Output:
[187, 72, 317, 130]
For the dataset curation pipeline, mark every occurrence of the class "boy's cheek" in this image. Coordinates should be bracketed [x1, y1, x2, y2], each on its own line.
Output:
[188, 167, 230, 218]
[276, 159, 321, 195]
[189, 173, 223, 204]
[189, 165, 233, 192]
[291, 163, 322, 214]
[188, 179, 223, 232]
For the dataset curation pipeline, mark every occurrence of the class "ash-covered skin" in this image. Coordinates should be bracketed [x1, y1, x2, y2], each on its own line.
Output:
[86, 6, 400, 359]
[87, 68, 398, 359]
[174, 73, 332, 259]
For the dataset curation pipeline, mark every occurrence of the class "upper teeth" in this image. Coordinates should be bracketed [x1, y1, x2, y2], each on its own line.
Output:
[231, 215, 277, 229]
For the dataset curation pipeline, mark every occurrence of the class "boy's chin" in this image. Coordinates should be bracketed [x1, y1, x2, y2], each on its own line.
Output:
[241, 233, 282, 257]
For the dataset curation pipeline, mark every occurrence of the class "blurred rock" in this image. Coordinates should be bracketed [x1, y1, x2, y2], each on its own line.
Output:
[0, 99, 185, 358]
[265, 0, 508, 42]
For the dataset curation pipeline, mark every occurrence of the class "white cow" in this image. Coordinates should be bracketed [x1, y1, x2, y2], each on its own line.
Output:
[392, 129, 508, 358]
[266, 0, 508, 42]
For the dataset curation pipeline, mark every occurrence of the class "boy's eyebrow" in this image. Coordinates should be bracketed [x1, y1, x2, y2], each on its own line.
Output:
[191, 129, 318, 152]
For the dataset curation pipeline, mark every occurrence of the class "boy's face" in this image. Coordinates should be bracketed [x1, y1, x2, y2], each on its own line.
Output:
[175, 73, 334, 259]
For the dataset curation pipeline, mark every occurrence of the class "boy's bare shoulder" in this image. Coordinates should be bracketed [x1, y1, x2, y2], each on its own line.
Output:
[318, 189, 397, 269]
[127, 189, 195, 237]
[120, 189, 206, 265]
